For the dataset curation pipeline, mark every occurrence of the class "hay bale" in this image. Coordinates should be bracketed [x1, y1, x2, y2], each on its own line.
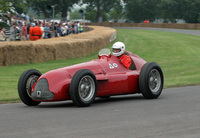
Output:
[0, 41, 34, 65]
[0, 26, 116, 66]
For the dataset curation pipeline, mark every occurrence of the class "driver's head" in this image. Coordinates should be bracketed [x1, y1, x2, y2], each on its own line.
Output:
[112, 42, 125, 57]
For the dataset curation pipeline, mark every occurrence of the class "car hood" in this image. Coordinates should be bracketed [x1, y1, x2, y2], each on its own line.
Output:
[39, 59, 106, 87]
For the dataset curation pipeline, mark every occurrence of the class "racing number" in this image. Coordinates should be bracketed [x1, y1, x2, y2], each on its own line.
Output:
[109, 63, 118, 69]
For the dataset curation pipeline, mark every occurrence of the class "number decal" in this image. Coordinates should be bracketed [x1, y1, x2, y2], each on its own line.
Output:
[113, 63, 118, 68]
[109, 64, 114, 69]
[109, 63, 118, 69]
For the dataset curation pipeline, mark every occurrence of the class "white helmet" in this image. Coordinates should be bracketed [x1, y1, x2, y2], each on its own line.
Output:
[112, 42, 125, 57]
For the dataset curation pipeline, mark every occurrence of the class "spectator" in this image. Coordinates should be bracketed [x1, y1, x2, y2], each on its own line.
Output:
[78, 22, 83, 33]
[11, 17, 16, 25]
[21, 13, 25, 19]
[22, 22, 27, 41]
[64, 23, 69, 35]
[74, 23, 78, 34]
[44, 24, 52, 39]
[40, 23, 45, 39]
[29, 23, 35, 40]
[27, 22, 31, 40]
[62, 23, 67, 36]
[15, 24, 21, 41]
[26, 14, 30, 22]
[10, 23, 17, 41]
[6, 20, 10, 26]
[30, 17, 34, 22]
[54, 22, 59, 37]
[66, 22, 72, 35]
[29, 22, 43, 41]
[71, 22, 75, 34]
[0, 27, 7, 41]
[57, 23, 61, 37]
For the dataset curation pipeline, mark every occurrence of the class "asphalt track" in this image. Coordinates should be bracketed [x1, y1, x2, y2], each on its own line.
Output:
[114, 27, 200, 36]
[0, 86, 200, 138]
[1, 28, 200, 138]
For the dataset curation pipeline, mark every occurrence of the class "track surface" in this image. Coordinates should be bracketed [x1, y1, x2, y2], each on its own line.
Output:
[1, 27, 200, 138]
[114, 27, 200, 36]
[0, 86, 200, 138]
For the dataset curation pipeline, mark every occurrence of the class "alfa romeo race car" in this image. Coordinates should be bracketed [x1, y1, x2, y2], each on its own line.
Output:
[18, 49, 164, 107]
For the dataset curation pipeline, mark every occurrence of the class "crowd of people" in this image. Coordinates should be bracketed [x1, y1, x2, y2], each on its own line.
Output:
[0, 14, 84, 42]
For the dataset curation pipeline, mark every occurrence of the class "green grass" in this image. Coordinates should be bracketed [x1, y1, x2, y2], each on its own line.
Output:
[0, 29, 200, 103]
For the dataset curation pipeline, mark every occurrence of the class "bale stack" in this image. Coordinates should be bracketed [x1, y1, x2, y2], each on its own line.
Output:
[86, 22, 200, 30]
[0, 26, 116, 66]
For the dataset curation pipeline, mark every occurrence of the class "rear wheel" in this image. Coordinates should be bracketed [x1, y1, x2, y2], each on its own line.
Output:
[70, 69, 97, 107]
[139, 62, 164, 99]
[18, 69, 41, 106]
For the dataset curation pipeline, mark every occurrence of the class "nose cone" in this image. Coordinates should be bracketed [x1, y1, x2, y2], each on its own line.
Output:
[31, 78, 55, 100]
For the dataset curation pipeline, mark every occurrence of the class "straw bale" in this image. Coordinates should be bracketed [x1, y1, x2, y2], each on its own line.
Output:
[0, 46, 3, 66]
[1, 41, 34, 65]
[87, 22, 200, 30]
[0, 26, 116, 66]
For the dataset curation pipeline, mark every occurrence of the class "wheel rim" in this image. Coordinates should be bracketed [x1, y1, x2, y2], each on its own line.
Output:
[78, 75, 95, 102]
[148, 69, 161, 94]
[26, 75, 39, 98]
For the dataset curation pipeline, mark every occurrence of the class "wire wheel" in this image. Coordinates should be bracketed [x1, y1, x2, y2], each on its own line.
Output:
[78, 75, 95, 102]
[18, 69, 41, 106]
[139, 62, 164, 99]
[70, 69, 97, 107]
[26, 75, 39, 98]
[149, 69, 161, 94]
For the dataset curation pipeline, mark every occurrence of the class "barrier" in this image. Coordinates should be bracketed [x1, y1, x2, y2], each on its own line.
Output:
[0, 26, 116, 66]
[86, 22, 200, 30]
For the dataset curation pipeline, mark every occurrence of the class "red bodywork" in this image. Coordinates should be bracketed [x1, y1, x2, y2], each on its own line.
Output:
[31, 52, 146, 102]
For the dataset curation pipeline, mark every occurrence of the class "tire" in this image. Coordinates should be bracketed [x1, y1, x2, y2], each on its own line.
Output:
[139, 62, 164, 99]
[18, 69, 42, 106]
[70, 69, 98, 107]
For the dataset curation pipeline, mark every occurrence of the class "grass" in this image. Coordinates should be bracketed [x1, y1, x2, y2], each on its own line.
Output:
[0, 29, 200, 103]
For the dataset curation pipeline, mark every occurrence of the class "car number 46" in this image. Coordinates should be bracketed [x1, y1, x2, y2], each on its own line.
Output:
[109, 63, 118, 69]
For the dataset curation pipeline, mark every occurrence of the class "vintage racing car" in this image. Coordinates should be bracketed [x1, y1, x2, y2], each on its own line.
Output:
[18, 49, 164, 107]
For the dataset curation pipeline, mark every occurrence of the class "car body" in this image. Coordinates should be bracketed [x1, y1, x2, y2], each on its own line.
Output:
[18, 49, 164, 107]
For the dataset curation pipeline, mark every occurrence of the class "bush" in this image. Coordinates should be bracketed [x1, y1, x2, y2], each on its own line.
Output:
[0, 21, 9, 28]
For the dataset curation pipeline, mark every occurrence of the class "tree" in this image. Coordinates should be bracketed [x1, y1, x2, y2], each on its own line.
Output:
[85, 6, 97, 22]
[83, 0, 120, 22]
[158, 0, 200, 23]
[26, 0, 79, 20]
[70, 10, 82, 20]
[173, 0, 200, 23]
[108, 0, 124, 22]
[0, 0, 21, 20]
[124, 0, 161, 23]
[11, 0, 27, 14]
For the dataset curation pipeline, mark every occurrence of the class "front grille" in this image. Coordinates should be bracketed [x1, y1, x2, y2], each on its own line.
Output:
[31, 78, 55, 100]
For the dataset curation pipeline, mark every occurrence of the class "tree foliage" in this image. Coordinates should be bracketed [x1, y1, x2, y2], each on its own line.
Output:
[0, 0, 11, 13]
[125, 0, 161, 23]
[1, 0, 200, 23]
[108, 0, 124, 22]
[26, 0, 79, 20]
[83, 0, 121, 22]
[124, 0, 200, 23]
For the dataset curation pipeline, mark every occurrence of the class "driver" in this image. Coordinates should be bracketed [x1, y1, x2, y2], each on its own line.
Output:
[112, 42, 136, 70]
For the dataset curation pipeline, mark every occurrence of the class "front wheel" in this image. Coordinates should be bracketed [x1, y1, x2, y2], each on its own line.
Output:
[70, 69, 98, 107]
[139, 62, 164, 99]
[18, 69, 42, 106]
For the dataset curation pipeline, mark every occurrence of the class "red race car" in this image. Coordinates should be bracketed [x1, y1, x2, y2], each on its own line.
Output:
[18, 49, 164, 107]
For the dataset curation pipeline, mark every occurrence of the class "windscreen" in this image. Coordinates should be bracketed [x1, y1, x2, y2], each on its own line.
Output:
[98, 49, 111, 57]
